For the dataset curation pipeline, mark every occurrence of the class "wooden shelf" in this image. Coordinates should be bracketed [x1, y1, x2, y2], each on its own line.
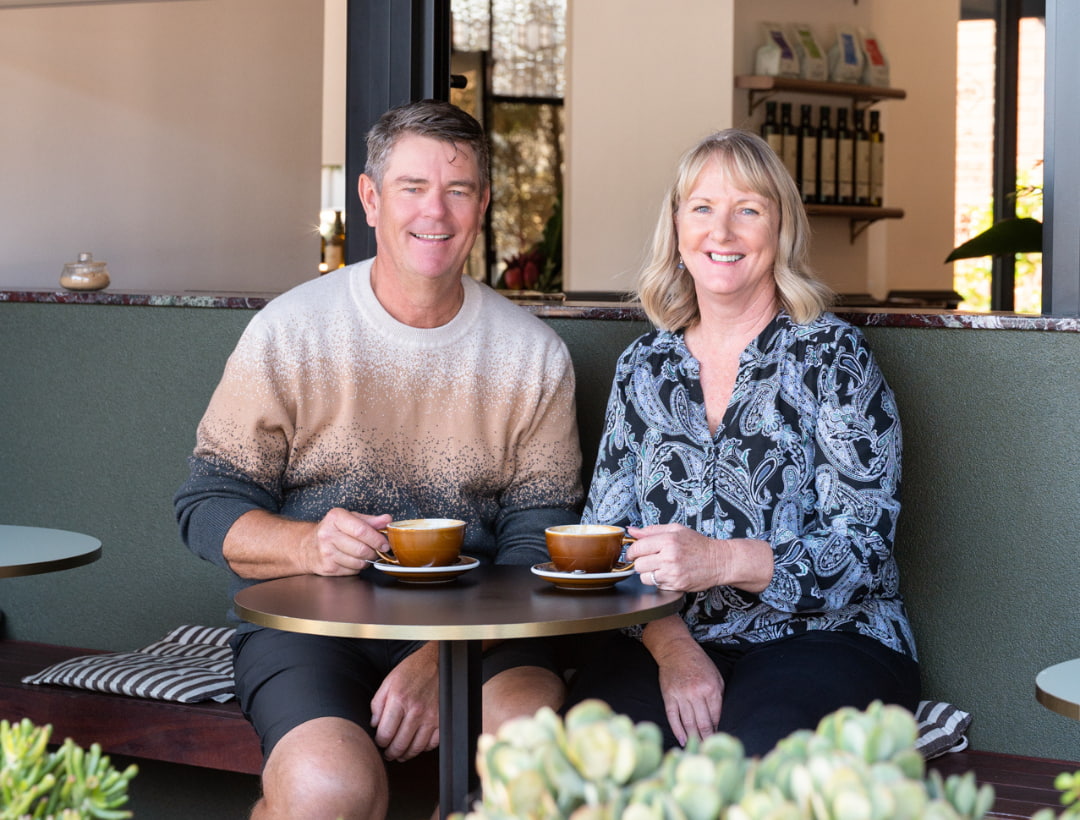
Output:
[805, 205, 905, 242]
[735, 75, 906, 114]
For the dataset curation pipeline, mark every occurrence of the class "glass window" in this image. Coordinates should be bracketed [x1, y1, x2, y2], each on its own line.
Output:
[953, 2, 1045, 313]
[451, 0, 566, 294]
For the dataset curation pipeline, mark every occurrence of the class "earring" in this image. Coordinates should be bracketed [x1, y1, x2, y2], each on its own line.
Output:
[676, 257, 686, 271]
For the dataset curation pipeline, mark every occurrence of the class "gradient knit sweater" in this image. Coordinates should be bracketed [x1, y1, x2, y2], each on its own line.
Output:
[175, 259, 582, 623]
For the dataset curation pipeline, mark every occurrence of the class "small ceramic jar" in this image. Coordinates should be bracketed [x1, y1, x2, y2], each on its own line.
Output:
[60, 252, 111, 291]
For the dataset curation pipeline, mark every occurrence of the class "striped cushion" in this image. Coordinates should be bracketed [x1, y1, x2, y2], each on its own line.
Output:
[21, 624, 236, 703]
[914, 699, 972, 759]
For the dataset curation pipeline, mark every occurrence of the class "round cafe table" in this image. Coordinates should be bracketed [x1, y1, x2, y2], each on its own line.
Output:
[0, 525, 102, 578]
[1036, 657, 1080, 721]
[234, 564, 683, 818]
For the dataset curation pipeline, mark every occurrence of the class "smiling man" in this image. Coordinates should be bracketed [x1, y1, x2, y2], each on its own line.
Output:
[174, 100, 582, 820]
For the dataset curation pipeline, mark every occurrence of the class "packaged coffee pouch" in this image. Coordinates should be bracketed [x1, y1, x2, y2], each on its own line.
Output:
[755, 22, 800, 77]
[859, 28, 890, 87]
[787, 23, 828, 82]
[828, 25, 864, 83]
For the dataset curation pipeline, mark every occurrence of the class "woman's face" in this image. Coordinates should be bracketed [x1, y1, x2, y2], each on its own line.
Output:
[675, 157, 780, 310]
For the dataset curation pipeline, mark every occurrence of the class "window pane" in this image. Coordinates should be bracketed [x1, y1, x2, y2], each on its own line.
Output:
[1014, 16, 1044, 314]
[491, 0, 566, 98]
[954, 19, 996, 311]
[490, 102, 564, 287]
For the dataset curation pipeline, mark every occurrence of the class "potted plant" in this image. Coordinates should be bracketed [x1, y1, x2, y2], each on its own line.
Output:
[452, 699, 1079, 820]
[497, 195, 564, 297]
[0, 718, 137, 819]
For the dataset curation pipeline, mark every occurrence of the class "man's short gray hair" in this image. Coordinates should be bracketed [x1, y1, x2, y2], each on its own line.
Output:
[365, 99, 490, 192]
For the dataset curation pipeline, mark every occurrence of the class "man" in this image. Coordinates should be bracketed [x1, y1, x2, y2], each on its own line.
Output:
[174, 99, 582, 820]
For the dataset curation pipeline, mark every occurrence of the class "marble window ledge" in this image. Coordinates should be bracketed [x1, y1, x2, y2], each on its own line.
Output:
[2, 288, 1080, 333]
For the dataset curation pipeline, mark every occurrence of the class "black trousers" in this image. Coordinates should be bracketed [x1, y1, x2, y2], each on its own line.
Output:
[563, 629, 921, 757]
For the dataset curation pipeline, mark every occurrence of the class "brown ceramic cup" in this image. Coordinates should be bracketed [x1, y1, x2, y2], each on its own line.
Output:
[544, 524, 634, 574]
[376, 518, 465, 567]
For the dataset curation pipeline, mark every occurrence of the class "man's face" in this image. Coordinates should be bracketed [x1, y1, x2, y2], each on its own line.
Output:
[359, 133, 489, 286]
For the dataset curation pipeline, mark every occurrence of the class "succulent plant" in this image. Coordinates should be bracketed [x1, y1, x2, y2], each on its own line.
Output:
[0, 718, 137, 820]
[451, 700, 1080, 820]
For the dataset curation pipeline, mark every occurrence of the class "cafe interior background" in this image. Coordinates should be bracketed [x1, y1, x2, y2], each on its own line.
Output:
[3, 4, 1080, 818]
[0, 0, 1048, 313]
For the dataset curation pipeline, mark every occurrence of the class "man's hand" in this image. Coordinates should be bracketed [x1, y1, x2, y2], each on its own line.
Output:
[223, 508, 392, 580]
[303, 508, 392, 576]
[370, 642, 440, 761]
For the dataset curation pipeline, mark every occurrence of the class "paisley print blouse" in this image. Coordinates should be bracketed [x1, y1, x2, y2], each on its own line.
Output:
[583, 312, 917, 660]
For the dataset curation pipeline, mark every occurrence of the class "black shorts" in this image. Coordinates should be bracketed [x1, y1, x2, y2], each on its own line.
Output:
[232, 627, 621, 761]
[481, 630, 623, 683]
[563, 629, 921, 756]
[231, 628, 425, 760]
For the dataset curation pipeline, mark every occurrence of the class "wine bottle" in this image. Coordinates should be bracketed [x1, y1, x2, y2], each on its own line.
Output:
[817, 106, 837, 205]
[761, 101, 783, 159]
[869, 110, 885, 207]
[835, 107, 855, 206]
[797, 104, 818, 204]
[779, 103, 799, 183]
[322, 210, 346, 272]
[853, 109, 871, 206]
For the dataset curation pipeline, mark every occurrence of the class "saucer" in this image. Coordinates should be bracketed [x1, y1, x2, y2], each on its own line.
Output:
[530, 562, 636, 591]
[372, 555, 479, 584]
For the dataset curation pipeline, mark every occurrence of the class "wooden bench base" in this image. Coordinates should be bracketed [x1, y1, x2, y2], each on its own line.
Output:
[1, 640, 1073, 818]
[0, 640, 263, 774]
[927, 750, 1074, 818]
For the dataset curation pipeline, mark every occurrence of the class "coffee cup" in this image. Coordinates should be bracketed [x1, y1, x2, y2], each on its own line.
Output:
[544, 524, 633, 574]
[376, 519, 465, 567]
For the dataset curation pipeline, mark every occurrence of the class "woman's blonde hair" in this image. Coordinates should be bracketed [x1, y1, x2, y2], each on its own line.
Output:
[638, 129, 833, 330]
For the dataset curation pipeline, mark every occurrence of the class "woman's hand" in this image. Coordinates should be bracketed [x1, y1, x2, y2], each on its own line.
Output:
[627, 524, 774, 594]
[643, 616, 724, 746]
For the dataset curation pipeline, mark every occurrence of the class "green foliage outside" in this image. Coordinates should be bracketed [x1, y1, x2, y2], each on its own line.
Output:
[453, 699, 1080, 820]
[0, 719, 137, 820]
[953, 168, 1043, 313]
[490, 102, 564, 292]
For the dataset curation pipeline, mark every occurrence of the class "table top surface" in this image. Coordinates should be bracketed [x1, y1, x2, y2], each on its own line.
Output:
[234, 565, 684, 641]
[1036, 657, 1080, 721]
[0, 524, 102, 578]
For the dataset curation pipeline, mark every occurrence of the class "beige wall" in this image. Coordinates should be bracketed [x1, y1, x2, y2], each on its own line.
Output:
[0, 0, 323, 293]
[568, 0, 958, 299]
[565, 0, 736, 295]
[323, 0, 347, 168]
[2, 0, 958, 298]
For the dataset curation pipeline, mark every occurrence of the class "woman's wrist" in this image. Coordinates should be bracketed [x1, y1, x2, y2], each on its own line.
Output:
[717, 537, 774, 594]
[642, 615, 699, 661]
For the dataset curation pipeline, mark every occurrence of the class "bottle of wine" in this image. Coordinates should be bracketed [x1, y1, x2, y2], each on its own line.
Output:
[853, 109, 871, 206]
[869, 110, 885, 207]
[322, 210, 346, 273]
[797, 104, 818, 204]
[817, 106, 837, 205]
[835, 107, 855, 206]
[779, 103, 799, 183]
[761, 101, 783, 159]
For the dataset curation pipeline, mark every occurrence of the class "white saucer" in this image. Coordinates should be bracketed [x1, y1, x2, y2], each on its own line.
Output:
[530, 562, 636, 591]
[372, 555, 479, 584]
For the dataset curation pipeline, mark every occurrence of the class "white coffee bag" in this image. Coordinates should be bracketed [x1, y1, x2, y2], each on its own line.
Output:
[859, 28, 891, 87]
[755, 22, 800, 78]
[787, 23, 828, 82]
[828, 25, 864, 84]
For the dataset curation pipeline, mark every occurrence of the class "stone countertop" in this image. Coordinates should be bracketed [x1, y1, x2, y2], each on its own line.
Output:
[2, 288, 1079, 332]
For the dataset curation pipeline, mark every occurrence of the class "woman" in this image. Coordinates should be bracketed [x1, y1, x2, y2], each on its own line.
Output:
[564, 129, 919, 756]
